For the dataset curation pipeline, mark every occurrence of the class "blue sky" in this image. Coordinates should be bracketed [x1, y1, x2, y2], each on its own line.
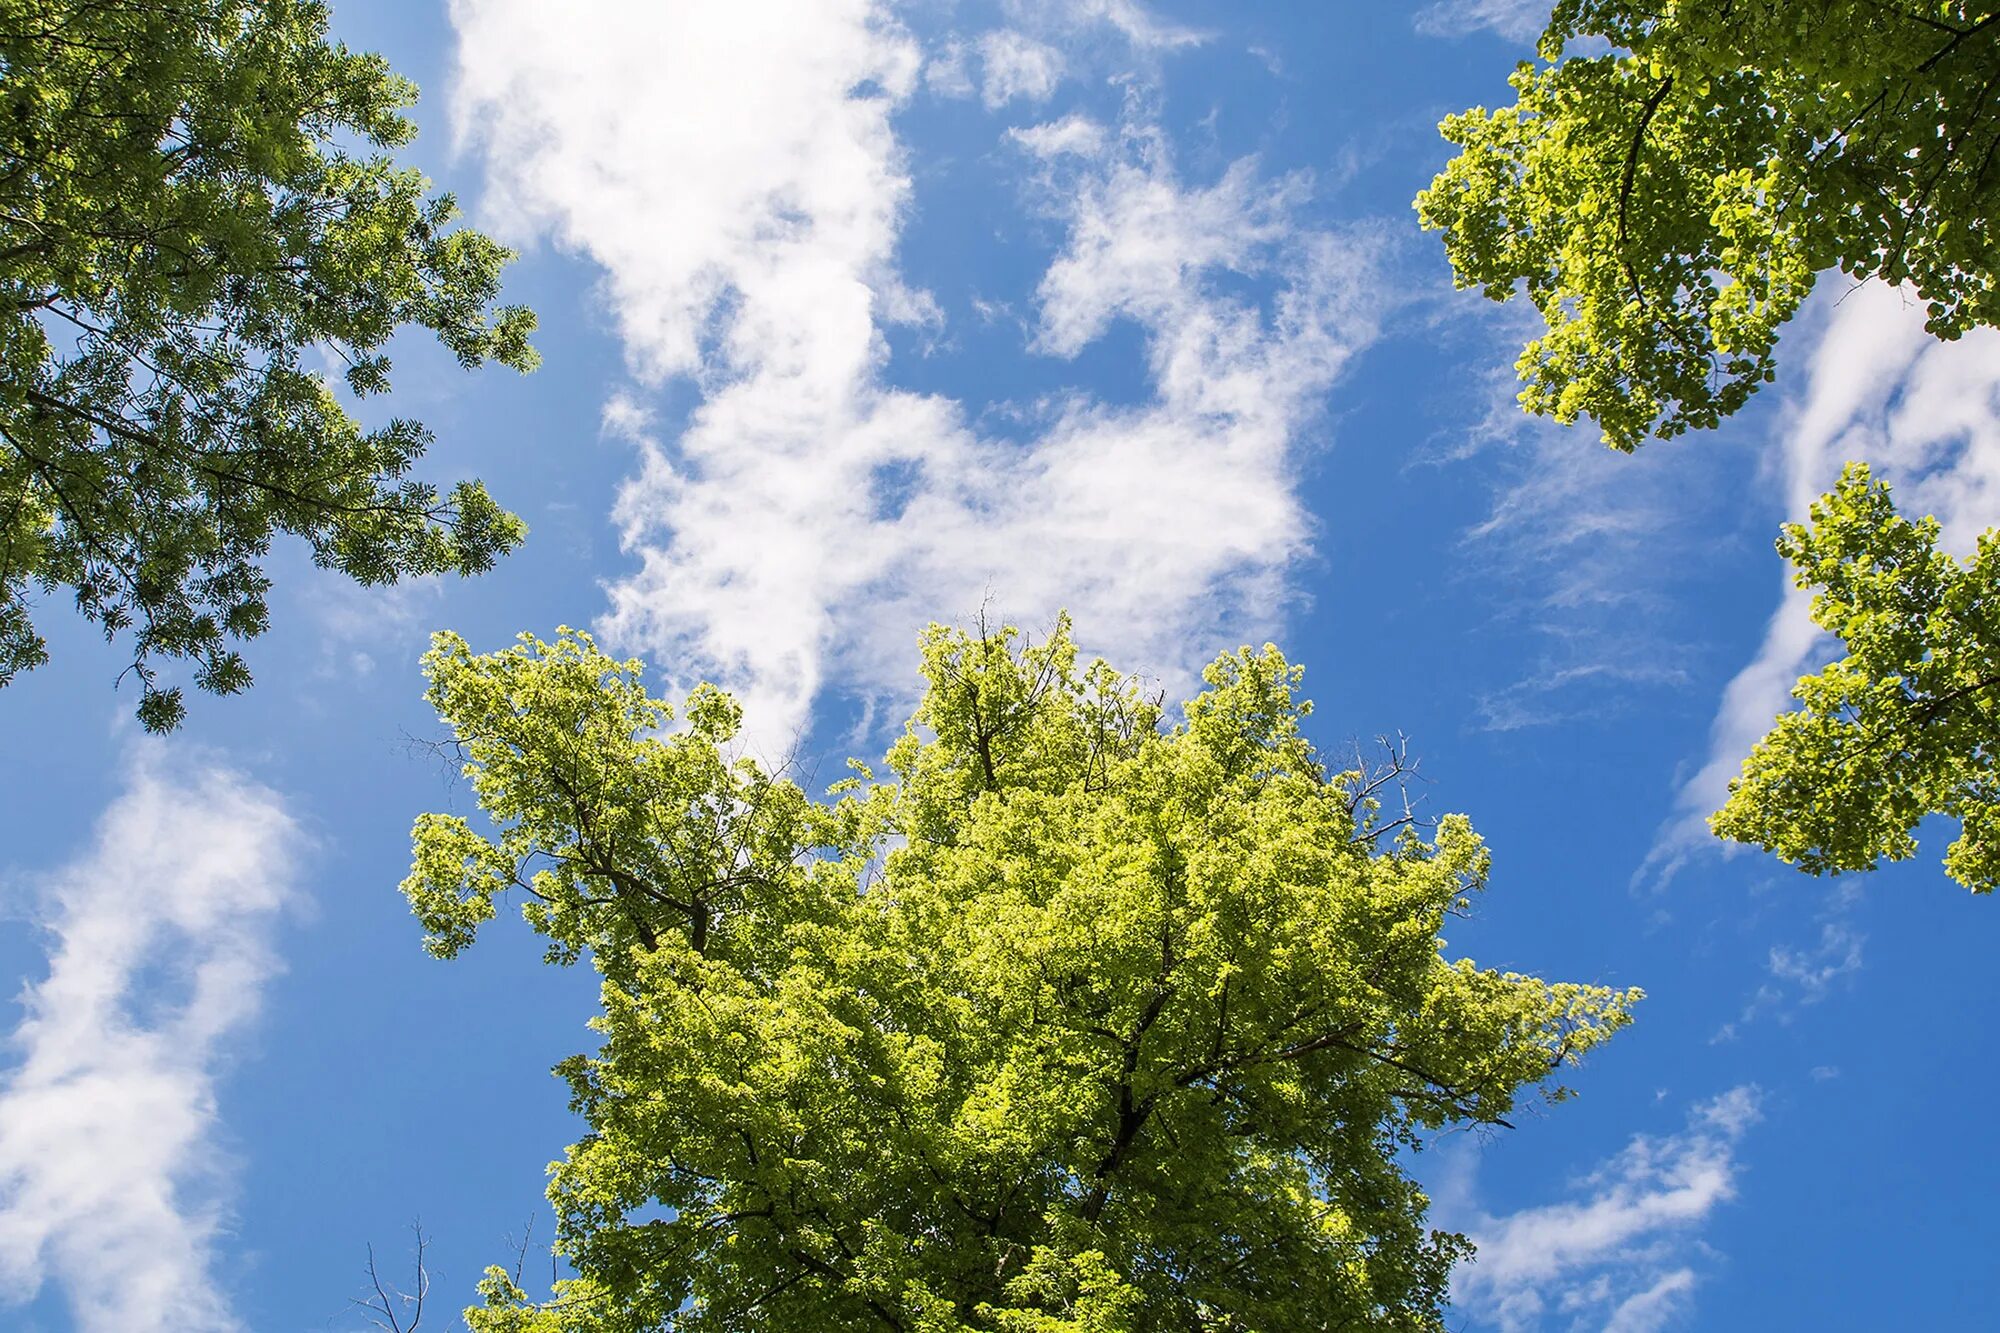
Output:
[3, 2, 1997, 1330]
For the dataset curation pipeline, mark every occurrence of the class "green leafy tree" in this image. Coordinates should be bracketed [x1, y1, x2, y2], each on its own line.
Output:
[405, 617, 1638, 1332]
[0, 0, 537, 729]
[1416, 1, 1999, 450]
[1420, 3, 2000, 895]
[1713, 465, 2000, 893]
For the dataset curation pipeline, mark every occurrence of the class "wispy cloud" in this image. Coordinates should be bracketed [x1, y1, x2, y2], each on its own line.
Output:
[1714, 891, 1866, 1042]
[1601, 1268, 1700, 1333]
[1414, 0, 1552, 44]
[1029, 0, 1209, 53]
[1438, 338, 1734, 734]
[295, 566, 445, 685]
[0, 749, 300, 1333]
[977, 30, 1064, 108]
[1767, 917, 1865, 1002]
[1437, 1087, 1761, 1333]
[1638, 283, 2000, 890]
[928, 0, 1203, 108]
[452, 1, 1378, 751]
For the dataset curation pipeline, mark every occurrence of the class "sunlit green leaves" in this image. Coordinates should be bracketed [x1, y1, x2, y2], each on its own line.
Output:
[411, 618, 1638, 1331]
[1713, 465, 2000, 893]
[1418, 2, 1999, 449]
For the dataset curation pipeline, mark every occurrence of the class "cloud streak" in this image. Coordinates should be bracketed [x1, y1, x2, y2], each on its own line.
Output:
[1713, 886, 1867, 1042]
[1414, 0, 1552, 44]
[0, 749, 300, 1333]
[977, 30, 1064, 107]
[1438, 1086, 1761, 1332]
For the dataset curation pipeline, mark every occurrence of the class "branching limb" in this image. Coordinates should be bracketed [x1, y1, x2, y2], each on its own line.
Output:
[352, 1223, 429, 1333]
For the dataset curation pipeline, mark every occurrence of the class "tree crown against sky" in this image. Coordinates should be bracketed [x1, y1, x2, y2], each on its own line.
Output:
[1420, 0, 2000, 899]
[406, 618, 1637, 1333]
[1417, 0, 1999, 450]
[1712, 465, 2000, 893]
[0, 0, 536, 730]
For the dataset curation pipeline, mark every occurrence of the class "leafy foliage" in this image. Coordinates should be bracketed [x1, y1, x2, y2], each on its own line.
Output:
[0, 0, 537, 728]
[1713, 465, 2000, 893]
[1417, 1, 2000, 449]
[408, 618, 1638, 1332]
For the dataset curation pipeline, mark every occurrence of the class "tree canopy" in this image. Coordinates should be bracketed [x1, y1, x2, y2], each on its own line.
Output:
[1712, 465, 2000, 893]
[1419, 2, 2000, 899]
[1416, 1, 2000, 450]
[405, 618, 1637, 1332]
[0, 0, 536, 730]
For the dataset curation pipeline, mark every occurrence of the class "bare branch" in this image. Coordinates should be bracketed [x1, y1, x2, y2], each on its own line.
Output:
[1342, 733, 1438, 845]
[351, 1223, 431, 1333]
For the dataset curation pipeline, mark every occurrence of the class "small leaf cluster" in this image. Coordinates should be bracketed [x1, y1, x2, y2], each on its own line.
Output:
[1417, 1, 2000, 449]
[0, 0, 537, 728]
[408, 617, 1638, 1332]
[1713, 464, 2000, 892]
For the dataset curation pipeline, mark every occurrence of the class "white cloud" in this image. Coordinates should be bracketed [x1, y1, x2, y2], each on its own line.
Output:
[1715, 904, 1866, 1042]
[978, 30, 1064, 107]
[1023, 0, 1208, 52]
[1601, 1268, 1698, 1333]
[453, 3, 1379, 752]
[0, 749, 300, 1333]
[1638, 282, 2000, 889]
[924, 36, 975, 99]
[296, 566, 443, 688]
[452, 0, 925, 386]
[1007, 113, 1108, 159]
[1415, 0, 1552, 43]
[928, 0, 1202, 105]
[1767, 918, 1864, 1001]
[1439, 1087, 1761, 1333]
